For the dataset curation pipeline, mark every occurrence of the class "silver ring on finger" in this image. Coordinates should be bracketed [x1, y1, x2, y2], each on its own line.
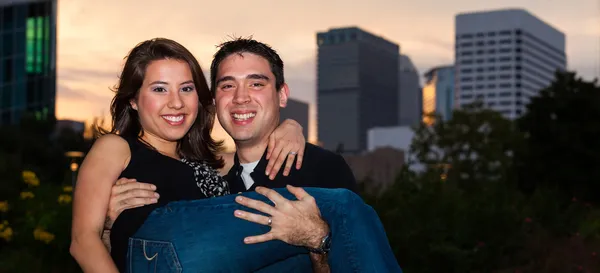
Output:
[267, 217, 272, 226]
[289, 151, 297, 155]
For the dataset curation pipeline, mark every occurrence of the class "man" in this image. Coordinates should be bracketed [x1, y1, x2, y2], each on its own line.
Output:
[106, 38, 395, 272]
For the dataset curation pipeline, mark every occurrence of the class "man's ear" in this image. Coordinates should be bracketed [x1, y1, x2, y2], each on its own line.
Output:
[130, 99, 138, 111]
[278, 83, 289, 108]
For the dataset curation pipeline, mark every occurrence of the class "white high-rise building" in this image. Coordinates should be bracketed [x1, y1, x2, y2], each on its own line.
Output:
[454, 9, 566, 119]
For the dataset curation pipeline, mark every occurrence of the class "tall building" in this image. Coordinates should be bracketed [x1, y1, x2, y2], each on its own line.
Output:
[398, 54, 422, 126]
[280, 98, 309, 138]
[422, 65, 454, 124]
[455, 9, 566, 119]
[317, 26, 399, 153]
[0, 0, 57, 125]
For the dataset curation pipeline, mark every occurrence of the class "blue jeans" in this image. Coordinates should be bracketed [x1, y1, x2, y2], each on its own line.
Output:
[127, 188, 402, 272]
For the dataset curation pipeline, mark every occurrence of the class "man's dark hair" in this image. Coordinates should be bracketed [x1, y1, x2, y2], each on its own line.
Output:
[209, 37, 285, 96]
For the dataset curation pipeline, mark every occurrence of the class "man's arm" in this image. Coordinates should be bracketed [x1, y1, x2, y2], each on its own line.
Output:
[319, 153, 358, 193]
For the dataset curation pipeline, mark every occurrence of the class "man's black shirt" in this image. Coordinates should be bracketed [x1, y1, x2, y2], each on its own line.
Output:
[224, 143, 357, 193]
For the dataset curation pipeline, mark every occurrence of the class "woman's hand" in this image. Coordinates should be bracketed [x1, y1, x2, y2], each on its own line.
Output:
[265, 119, 306, 179]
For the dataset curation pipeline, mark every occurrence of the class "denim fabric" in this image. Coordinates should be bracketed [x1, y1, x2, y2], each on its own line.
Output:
[127, 188, 402, 273]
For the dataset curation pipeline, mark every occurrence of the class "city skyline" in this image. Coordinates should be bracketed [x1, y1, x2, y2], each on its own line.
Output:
[55, 0, 600, 144]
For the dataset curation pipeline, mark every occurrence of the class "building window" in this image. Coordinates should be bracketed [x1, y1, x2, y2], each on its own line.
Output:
[488, 75, 497, 80]
[488, 49, 496, 54]
[476, 59, 485, 64]
[500, 65, 511, 71]
[488, 40, 496, 45]
[476, 41, 485, 46]
[476, 85, 485, 89]
[461, 51, 473, 56]
[487, 84, 496, 89]
[476, 76, 485, 81]
[499, 83, 512, 88]
[460, 42, 473, 47]
[476, 32, 485, 38]
[461, 34, 474, 39]
[499, 39, 512, 44]
[487, 32, 496, 37]
[488, 58, 496, 63]
[461, 68, 473, 73]
[499, 74, 512, 80]
[499, 48, 512, 53]
[461, 77, 473, 82]
[476, 50, 485, 55]
[499, 56, 511, 62]
[3, 59, 13, 81]
[476, 67, 485, 72]
[500, 30, 512, 36]
[461, 59, 473, 65]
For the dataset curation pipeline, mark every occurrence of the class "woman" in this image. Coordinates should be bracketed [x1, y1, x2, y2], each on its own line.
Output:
[70, 38, 401, 273]
[69, 38, 306, 272]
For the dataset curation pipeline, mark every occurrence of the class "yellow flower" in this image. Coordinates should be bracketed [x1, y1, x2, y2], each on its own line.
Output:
[58, 194, 72, 204]
[33, 227, 55, 244]
[63, 186, 73, 192]
[0, 227, 13, 241]
[0, 201, 8, 212]
[20, 191, 34, 199]
[22, 170, 40, 187]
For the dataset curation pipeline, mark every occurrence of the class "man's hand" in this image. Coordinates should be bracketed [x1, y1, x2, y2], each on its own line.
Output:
[104, 178, 159, 230]
[233, 185, 329, 249]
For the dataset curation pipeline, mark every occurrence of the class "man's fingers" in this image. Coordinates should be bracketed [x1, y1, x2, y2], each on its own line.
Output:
[115, 178, 136, 186]
[119, 196, 158, 208]
[286, 185, 310, 201]
[111, 189, 159, 209]
[243, 232, 276, 244]
[255, 186, 291, 206]
[233, 210, 272, 226]
[235, 195, 278, 216]
[112, 182, 157, 195]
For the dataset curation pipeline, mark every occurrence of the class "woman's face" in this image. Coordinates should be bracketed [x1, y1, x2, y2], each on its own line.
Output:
[131, 58, 199, 144]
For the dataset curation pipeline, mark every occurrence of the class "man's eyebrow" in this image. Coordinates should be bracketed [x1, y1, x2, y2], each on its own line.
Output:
[247, 74, 269, 81]
[215, 76, 235, 85]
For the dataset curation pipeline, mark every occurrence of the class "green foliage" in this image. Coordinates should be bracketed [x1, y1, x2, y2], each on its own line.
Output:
[0, 118, 87, 272]
[517, 71, 600, 203]
[364, 71, 600, 273]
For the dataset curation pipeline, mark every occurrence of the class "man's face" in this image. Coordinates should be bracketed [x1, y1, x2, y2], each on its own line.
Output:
[214, 52, 289, 145]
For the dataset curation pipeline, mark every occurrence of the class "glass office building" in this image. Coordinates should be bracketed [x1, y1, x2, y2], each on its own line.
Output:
[0, 0, 57, 125]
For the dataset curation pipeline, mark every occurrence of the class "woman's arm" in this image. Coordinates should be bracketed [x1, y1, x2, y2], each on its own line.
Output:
[70, 134, 131, 273]
[218, 119, 306, 178]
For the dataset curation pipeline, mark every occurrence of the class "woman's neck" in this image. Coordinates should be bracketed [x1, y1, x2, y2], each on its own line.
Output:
[140, 133, 179, 159]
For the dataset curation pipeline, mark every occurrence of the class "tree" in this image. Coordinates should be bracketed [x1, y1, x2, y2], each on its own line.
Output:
[517, 71, 600, 204]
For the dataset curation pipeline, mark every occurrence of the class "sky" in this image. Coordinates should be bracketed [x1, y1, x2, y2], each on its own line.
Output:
[55, 0, 600, 145]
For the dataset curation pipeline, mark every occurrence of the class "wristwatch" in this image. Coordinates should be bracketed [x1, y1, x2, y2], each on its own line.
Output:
[307, 231, 332, 254]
